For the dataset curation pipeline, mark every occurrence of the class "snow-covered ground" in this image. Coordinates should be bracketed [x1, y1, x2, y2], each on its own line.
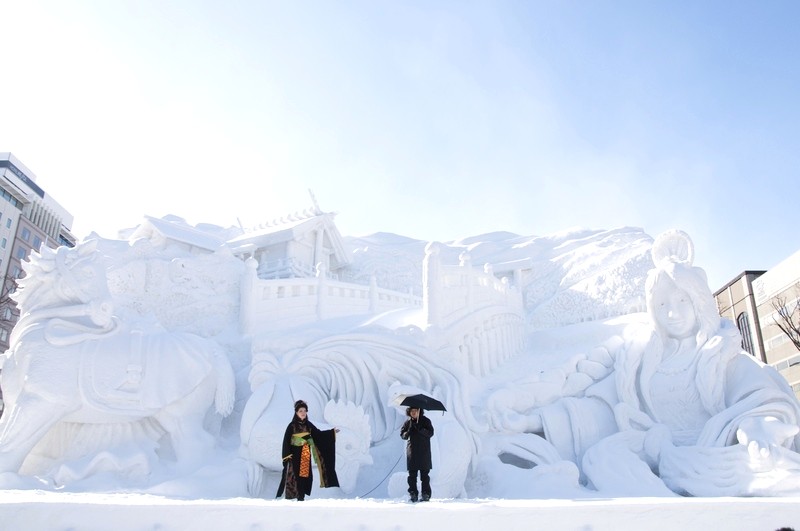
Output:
[2, 490, 799, 531]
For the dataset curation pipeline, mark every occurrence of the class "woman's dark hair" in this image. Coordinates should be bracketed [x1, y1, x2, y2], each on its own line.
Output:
[406, 407, 424, 416]
[294, 400, 308, 412]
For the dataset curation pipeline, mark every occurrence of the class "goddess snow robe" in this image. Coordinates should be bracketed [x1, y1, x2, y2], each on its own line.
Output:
[539, 323, 800, 496]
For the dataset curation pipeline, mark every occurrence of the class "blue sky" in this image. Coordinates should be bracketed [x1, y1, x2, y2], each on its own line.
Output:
[1, 1, 798, 289]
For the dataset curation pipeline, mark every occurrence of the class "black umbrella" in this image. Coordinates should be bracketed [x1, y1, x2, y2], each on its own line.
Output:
[397, 393, 446, 412]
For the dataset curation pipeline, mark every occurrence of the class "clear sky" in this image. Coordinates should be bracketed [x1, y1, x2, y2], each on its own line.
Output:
[1, 1, 798, 289]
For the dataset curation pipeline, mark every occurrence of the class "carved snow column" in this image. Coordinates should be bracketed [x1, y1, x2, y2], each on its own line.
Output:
[460, 252, 473, 312]
[369, 275, 379, 313]
[314, 225, 325, 274]
[491, 316, 501, 370]
[483, 263, 498, 373]
[499, 322, 507, 367]
[509, 318, 518, 359]
[487, 318, 498, 373]
[479, 324, 490, 376]
[424, 242, 443, 328]
[497, 319, 505, 366]
[509, 316, 518, 359]
[316, 262, 327, 321]
[498, 316, 507, 365]
[241, 258, 258, 335]
[468, 332, 480, 375]
[497, 317, 505, 366]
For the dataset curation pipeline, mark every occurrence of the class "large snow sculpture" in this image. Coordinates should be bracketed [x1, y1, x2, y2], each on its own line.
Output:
[503, 230, 800, 496]
[0, 240, 236, 483]
[5, 218, 800, 500]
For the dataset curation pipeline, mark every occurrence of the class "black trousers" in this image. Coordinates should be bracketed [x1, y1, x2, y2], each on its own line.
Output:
[407, 468, 431, 496]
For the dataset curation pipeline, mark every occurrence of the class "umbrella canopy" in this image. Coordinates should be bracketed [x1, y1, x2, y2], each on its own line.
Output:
[397, 393, 446, 412]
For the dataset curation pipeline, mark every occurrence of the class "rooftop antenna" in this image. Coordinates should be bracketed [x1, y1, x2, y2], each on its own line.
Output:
[308, 189, 322, 215]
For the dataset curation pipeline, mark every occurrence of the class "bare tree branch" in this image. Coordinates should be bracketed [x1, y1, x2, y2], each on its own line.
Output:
[0, 274, 17, 308]
[771, 284, 800, 351]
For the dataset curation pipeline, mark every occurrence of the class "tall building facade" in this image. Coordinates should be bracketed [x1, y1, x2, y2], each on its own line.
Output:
[715, 271, 767, 362]
[0, 153, 76, 353]
[752, 250, 800, 395]
[715, 251, 800, 398]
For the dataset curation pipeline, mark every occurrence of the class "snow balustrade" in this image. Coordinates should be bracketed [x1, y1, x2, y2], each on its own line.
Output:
[240, 244, 528, 376]
[240, 258, 422, 333]
[423, 242, 527, 376]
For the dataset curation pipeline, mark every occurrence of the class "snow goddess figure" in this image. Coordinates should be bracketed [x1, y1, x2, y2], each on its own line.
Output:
[534, 230, 800, 496]
[587, 230, 800, 495]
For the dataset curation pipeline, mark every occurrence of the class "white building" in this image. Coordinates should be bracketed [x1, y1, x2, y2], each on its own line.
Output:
[0, 153, 76, 351]
[716, 249, 800, 398]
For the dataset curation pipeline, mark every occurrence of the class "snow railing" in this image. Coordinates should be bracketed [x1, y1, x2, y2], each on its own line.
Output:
[423, 242, 527, 375]
[240, 258, 422, 334]
[256, 257, 324, 280]
[423, 242, 525, 329]
[445, 308, 527, 376]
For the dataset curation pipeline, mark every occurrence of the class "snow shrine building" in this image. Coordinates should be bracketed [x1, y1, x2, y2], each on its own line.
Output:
[227, 204, 351, 280]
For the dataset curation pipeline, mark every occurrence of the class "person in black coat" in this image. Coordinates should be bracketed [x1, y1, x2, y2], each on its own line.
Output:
[276, 400, 339, 501]
[400, 407, 434, 502]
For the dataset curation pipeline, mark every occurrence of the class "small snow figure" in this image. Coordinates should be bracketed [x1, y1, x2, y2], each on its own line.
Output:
[400, 407, 434, 502]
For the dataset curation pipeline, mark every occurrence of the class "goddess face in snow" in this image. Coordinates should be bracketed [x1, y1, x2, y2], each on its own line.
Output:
[650, 280, 697, 340]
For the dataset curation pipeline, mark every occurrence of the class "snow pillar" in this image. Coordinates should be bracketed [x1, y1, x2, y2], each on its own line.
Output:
[314, 226, 325, 272]
[424, 242, 443, 328]
[369, 275, 378, 313]
[241, 258, 258, 335]
[316, 262, 327, 321]
[460, 252, 473, 312]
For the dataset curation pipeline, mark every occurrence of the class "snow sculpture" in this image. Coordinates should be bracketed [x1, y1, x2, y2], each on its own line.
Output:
[502, 230, 800, 496]
[104, 237, 243, 338]
[0, 240, 236, 483]
[5, 218, 800, 500]
[240, 334, 482, 498]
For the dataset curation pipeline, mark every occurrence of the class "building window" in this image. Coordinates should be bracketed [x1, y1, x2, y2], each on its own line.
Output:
[33, 235, 42, 250]
[15, 247, 27, 260]
[737, 312, 755, 356]
[767, 334, 789, 351]
[6, 218, 11, 229]
[21, 227, 30, 242]
[1, 238, 6, 249]
[12, 266, 21, 278]
[2, 307, 11, 321]
[0, 328, 7, 343]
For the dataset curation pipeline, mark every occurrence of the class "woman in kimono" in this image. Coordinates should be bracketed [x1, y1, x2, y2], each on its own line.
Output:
[276, 400, 339, 500]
